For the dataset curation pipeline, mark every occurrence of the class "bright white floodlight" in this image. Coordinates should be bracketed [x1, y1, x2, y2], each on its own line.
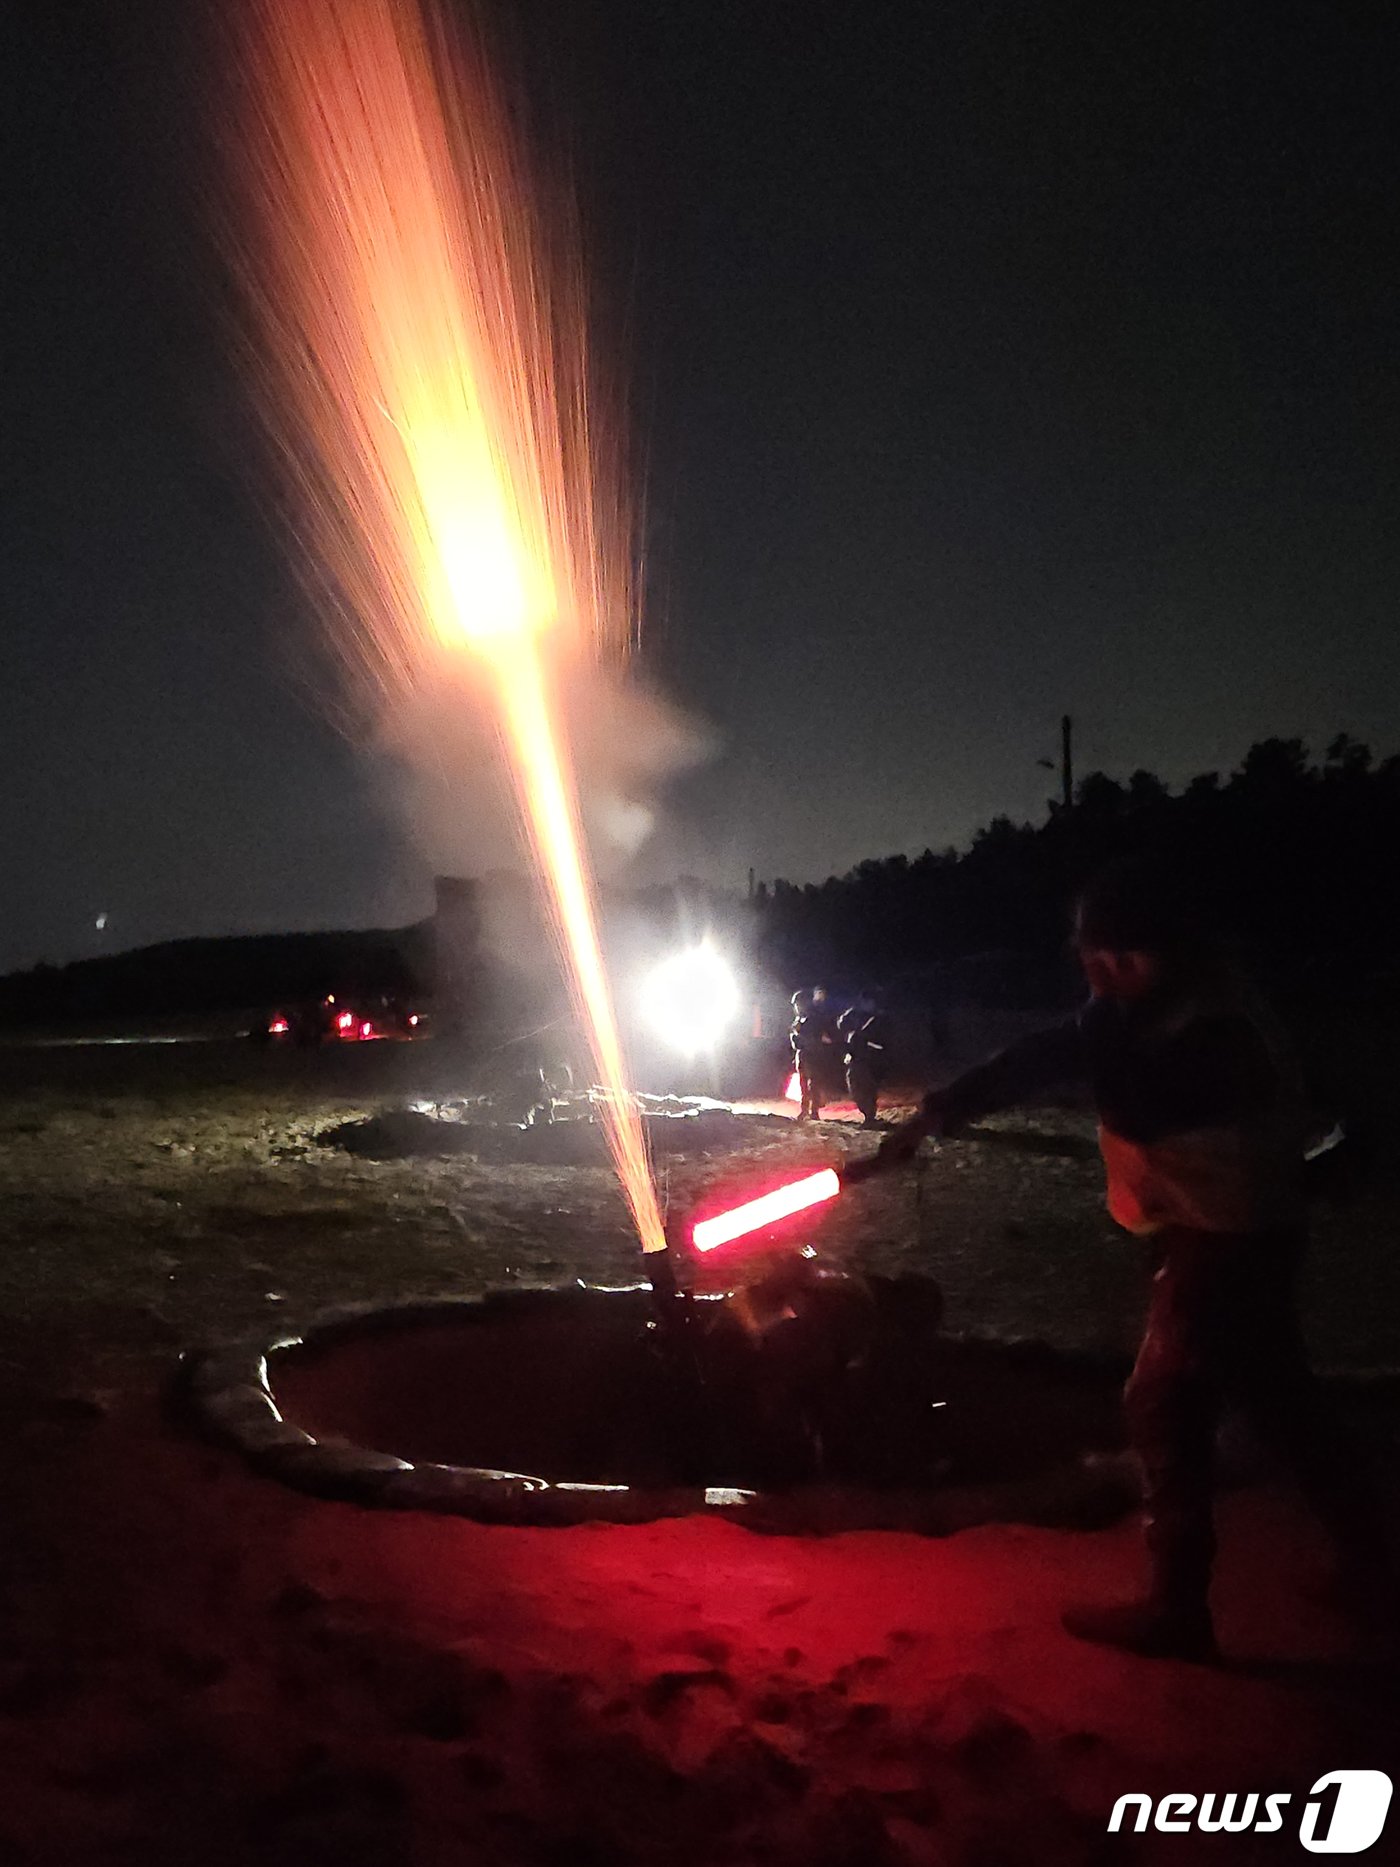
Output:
[642, 946, 741, 1055]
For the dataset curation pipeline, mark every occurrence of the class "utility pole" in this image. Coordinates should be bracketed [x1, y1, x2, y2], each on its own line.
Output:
[1060, 714, 1074, 814]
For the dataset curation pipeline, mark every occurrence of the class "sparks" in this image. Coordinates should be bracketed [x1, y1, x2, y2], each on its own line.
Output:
[692, 1168, 842, 1253]
[231, 0, 663, 1251]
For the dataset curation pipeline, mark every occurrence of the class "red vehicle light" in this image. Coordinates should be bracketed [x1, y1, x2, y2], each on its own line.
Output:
[336, 1011, 354, 1032]
[269, 1017, 289, 1035]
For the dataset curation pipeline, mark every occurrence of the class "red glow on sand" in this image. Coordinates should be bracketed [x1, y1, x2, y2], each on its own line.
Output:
[692, 1168, 841, 1253]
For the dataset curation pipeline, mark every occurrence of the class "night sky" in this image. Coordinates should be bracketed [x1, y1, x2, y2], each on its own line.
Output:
[4, 0, 1398, 973]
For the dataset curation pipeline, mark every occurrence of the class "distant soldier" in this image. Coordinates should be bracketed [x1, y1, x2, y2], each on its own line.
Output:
[790, 990, 829, 1122]
[839, 990, 892, 1128]
[809, 985, 842, 1099]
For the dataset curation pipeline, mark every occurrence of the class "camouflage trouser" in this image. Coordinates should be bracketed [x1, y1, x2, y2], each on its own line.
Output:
[796, 1058, 824, 1119]
[1125, 1226, 1384, 1612]
[846, 1056, 879, 1124]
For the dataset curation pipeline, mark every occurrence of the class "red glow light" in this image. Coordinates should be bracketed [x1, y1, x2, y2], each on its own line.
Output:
[360, 1021, 374, 1039]
[337, 1011, 354, 1031]
[269, 1017, 289, 1034]
[408, 1013, 420, 1026]
[784, 1071, 801, 1103]
[692, 1167, 841, 1253]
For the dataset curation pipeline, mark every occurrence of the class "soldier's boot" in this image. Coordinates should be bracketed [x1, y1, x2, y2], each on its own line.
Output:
[1063, 1436, 1218, 1662]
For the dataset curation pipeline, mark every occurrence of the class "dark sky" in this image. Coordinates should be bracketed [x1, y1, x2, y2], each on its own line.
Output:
[4, 0, 1398, 972]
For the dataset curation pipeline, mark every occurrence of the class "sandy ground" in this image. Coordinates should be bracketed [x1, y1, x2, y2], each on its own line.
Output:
[0, 1034, 1149, 1392]
[0, 1035, 1396, 1863]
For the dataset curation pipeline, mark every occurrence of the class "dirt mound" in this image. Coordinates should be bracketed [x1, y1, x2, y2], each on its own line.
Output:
[318, 1106, 786, 1165]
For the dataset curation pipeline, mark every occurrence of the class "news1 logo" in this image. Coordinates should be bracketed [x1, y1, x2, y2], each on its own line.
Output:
[1299, 1774, 1393, 1854]
[1108, 1772, 1392, 1852]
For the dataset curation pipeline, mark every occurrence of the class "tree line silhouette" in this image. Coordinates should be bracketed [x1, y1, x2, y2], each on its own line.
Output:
[753, 736, 1400, 1003]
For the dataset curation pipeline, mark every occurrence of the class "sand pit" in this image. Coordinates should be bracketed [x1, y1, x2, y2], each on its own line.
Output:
[189, 1281, 1137, 1533]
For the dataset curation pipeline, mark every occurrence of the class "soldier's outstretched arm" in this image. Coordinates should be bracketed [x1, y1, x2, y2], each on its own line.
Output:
[874, 1017, 1085, 1170]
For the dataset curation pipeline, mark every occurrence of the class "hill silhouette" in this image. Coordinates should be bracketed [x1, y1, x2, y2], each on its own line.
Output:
[0, 926, 431, 1029]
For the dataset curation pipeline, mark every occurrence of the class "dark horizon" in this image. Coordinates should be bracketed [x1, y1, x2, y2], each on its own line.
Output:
[5, 0, 1399, 974]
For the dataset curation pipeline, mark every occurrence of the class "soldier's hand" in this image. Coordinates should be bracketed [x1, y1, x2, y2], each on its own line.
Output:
[919, 1088, 960, 1137]
[874, 1111, 929, 1171]
[879, 1088, 962, 1163]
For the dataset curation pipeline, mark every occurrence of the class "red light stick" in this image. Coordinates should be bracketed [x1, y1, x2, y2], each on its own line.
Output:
[691, 1167, 842, 1253]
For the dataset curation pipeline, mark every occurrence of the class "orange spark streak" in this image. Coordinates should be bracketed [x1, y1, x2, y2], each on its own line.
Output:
[231, 0, 664, 1250]
[491, 634, 659, 1248]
